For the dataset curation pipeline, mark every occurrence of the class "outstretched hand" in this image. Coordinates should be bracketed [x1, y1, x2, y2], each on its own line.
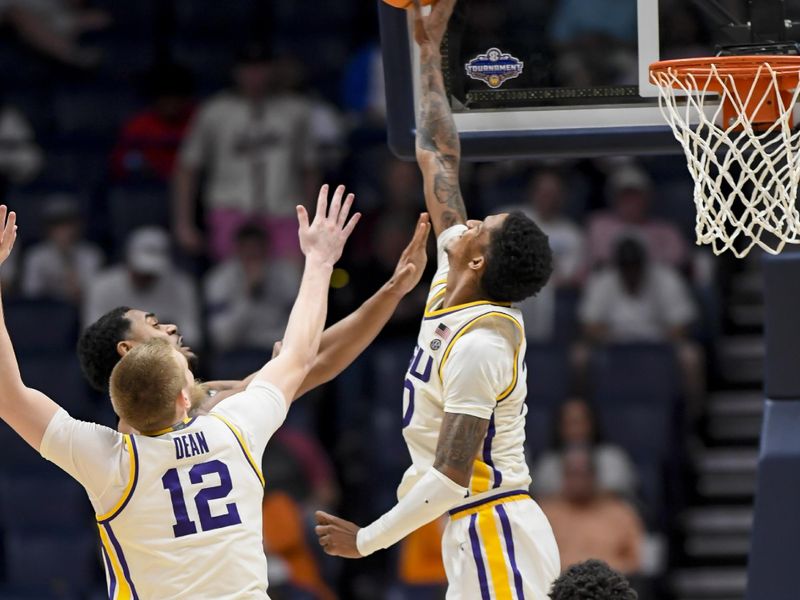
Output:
[0, 206, 18, 267]
[389, 213, 432, 295]
[412, 0, 458, 48]
[298, 184, 361, 267]
[315, 510, 363, 559]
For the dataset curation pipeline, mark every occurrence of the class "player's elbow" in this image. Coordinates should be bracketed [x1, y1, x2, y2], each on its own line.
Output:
[415, 144, 438, 168]
[280, 345, 317, 378]
[0, 382, 30, 409]
[432, 461, 472, 488]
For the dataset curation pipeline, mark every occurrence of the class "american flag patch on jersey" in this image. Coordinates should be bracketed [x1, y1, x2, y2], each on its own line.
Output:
[435, 323, 452, 341]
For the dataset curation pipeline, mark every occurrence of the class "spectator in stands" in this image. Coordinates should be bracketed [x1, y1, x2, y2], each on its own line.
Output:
[0, 99, 42, 197]
[531, 397, 638, 499]
[111, 63, 195, 182]
[21, 195, 103, 303]
[581, 237, 695, 342]
[540, 447, 644, 575]
[0, 0, 109, 69]
[83, 227, 200, 346]
[579, 236, 705, 414]
[587, 165, 688, 269]
[514, 169, 585, 341]
[204, 223, 300, 352]
[174, 43, 318, 260]
[272, 55, 346, 175]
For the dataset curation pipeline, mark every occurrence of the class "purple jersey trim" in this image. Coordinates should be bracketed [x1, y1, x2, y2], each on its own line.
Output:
[98, 436, 140, 524]
[483, 414, 503, 489]
[101, 545, 116, 599]
[103, 522, 140, 599]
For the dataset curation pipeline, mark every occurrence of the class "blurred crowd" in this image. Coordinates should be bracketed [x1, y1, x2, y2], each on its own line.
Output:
[0, 1, 728, 599]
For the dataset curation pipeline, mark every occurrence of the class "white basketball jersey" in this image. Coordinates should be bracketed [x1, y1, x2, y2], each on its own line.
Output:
[39, 381, 287, 600]
[399, 225, 532, 506]
[96, 416, 268, 599]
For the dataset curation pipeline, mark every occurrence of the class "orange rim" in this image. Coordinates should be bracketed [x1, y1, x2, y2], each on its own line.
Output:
[650, 55, 800, 128]
[650, 55, 800, 89]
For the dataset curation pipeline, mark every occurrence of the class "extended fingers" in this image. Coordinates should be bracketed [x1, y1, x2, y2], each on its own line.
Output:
[411, 213, 431, 246]
[337, 193, 354, 228]
[296, 205, 310, 231]
[315, 184, 330, 222]
[328, 185, 345, 223]
[342, 212, 361, 239]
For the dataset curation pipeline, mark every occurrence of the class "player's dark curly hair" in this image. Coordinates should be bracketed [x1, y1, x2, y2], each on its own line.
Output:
[77, 306, 132, 393]
[549, 560, 638, 600]
[481, 211, 553, 303]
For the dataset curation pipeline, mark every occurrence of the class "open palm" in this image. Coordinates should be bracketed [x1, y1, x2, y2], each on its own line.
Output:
[298, 184, 361, 266]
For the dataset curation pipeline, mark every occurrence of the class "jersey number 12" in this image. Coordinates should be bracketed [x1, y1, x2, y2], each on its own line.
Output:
[162, 459, 242, 538]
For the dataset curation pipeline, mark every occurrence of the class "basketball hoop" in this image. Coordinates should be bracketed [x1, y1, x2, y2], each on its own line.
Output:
[650, 55, 800, 257]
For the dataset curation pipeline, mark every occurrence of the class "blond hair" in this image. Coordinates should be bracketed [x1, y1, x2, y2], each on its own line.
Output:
[110, 338, 185, 433]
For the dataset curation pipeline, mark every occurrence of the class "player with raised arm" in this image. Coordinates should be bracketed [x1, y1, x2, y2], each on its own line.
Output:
[315, 1, 561, 599]
[79, 226, 428, 400]
[0, 185, 358, 599]
[77, 208, 432, 431]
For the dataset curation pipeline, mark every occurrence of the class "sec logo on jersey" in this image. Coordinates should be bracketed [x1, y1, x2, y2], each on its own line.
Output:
[430, 339, 442, 351]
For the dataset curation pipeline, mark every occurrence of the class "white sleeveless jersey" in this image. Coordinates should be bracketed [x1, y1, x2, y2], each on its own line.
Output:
[40, 381, 287, 600]
[399, 225, 532, 506]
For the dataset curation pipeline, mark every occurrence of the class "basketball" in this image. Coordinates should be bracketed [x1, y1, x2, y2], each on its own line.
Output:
[382, 0, 437, 9]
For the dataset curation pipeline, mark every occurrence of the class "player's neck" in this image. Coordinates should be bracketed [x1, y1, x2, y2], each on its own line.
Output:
[443, 281, 483, 309]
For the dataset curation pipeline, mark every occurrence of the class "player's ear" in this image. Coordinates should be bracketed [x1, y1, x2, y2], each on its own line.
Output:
[117, 340, 133, 356]
[468, 255, 485, 272]
[179, 389, 192, 410]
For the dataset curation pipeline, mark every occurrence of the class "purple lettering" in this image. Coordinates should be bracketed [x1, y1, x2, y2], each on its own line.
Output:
[174, 438, 184, 460]
[196, 432, 210, 454]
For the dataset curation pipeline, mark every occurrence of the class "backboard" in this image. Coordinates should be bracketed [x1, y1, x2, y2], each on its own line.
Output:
[379, 0, 800, 160]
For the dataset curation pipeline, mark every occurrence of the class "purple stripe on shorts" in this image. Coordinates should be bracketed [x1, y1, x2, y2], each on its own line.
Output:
[483, 413, 502, 488]
[468, 513, 492, 600]
[497, 504, 525, 600]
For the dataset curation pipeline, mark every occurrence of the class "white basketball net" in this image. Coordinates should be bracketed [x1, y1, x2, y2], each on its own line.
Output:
[651, 62, 800, 257]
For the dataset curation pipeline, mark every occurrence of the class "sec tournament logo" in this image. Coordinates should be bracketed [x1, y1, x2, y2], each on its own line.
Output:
[465, 48, 524, 89]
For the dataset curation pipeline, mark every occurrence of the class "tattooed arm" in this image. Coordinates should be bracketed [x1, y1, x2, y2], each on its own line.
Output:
[433, 412, 490, 486]
[413, 0, 466, 237]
